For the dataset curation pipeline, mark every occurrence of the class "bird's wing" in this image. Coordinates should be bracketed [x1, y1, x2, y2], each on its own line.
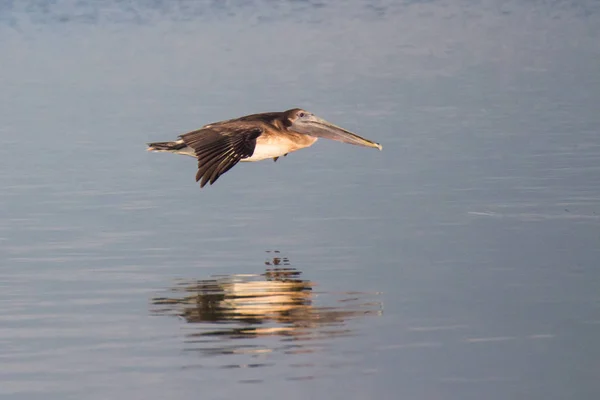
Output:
[180, 122, 263, 188]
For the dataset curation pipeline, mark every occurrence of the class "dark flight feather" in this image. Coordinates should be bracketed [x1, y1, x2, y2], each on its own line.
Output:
[180, 124, 262, 187]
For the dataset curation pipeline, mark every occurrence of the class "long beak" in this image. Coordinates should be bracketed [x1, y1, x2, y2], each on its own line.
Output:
[295, 117, 383, 150]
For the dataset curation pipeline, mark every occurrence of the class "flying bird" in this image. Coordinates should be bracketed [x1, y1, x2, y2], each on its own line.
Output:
[147, 108, 382, 188]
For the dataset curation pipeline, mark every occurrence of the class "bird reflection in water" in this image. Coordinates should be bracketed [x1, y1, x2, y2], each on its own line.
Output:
[151, 251, 382, 356]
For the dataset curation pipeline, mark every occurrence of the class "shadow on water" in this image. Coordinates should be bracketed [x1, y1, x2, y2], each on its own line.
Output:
[151, 251, 382, 360]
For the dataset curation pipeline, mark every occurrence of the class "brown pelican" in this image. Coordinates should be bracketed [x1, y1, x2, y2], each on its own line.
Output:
[147, 108, 382, 188]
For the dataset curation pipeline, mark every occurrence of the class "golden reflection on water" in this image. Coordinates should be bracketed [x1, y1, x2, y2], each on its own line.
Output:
[151, 251, 382, 356]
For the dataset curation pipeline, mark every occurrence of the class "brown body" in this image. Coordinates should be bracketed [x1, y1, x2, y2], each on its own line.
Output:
[147, 108, 382, 188]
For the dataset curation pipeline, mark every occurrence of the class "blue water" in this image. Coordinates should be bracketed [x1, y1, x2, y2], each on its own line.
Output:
[1, 1, 600, 399]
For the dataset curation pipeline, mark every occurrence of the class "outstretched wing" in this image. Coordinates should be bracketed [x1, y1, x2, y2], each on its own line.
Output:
[180, 123, 263, 188]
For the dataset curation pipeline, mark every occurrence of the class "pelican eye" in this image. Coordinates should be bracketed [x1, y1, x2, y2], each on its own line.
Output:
[298, 112, 306, 118]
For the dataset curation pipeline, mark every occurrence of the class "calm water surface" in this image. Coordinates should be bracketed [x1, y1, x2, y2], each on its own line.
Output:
[1, 1, 600, 399]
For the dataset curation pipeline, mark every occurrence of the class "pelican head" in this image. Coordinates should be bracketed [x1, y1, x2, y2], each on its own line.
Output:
[284, 108, 383, 150]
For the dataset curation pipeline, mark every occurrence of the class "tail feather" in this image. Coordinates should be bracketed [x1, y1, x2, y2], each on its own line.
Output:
[147, 139, 196, 157]
[147, 141, 186, 152]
